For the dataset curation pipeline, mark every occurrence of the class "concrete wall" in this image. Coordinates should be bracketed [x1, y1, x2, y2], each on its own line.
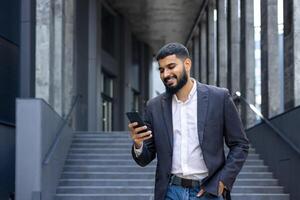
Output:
[16, 99, 73, 200]
[0, 124, 15, 199]
[246, 106, 300, 200]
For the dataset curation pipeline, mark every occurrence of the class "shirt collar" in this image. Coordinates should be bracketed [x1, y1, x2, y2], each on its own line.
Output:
[173, 78, 197, 103]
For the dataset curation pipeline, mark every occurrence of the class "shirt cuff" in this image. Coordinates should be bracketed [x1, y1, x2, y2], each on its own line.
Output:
[134, 142, 143, 157]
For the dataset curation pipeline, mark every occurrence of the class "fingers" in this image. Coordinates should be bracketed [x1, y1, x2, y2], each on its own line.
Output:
[128, 123, 147, 133]
[196, 188, 205, 197]
[128, 122, 138, 130]
[218, 181, 225, 196]
[128, 122, 152, 143]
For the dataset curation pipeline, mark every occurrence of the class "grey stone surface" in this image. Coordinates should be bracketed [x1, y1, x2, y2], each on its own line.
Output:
[200, 19, 207, 84]
[107, 0, 204, 51]
[55, 131, 290, 200]
[293, 0, 300, 107]
[87, 0, 101, 131]
[217, 0, 228, 88]
[36, 0, 76, 118]
[192, 29, 200, 80]
[228, 0, 241, 94]
[15, 99, 73, 200]
[240, 0, 256, 127]
[63, 0, 75, 118]
[19, 0, 36, 98]
[261, 0, 281, 118]
[207, 0, 216, 85]
[53, 0, 64, 116]
[35, 0, 52, 102]
[284, 0, 295, 110]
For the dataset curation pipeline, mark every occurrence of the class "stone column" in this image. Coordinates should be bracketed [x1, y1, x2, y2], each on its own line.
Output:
[207, 0, 216, 85]
[192, 28, 200, 80]
[63, 0, 75, 117]
[293, 0, 300, 107]
[228, 0, 241, 94]
[261, 0, 280, 118]
[35, 0, 53, 103]
[20, 0, 36, 98]
[240, 0, 256, 127]
[52, 0, 65, 115]
[284, 0, 300, 109]
[217, 0, 228, 88]
[200, 18, 207, 84]
[88, 0, 101, 131]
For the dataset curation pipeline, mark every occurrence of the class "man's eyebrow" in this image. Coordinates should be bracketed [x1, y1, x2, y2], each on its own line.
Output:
[157, 62, 176, 70]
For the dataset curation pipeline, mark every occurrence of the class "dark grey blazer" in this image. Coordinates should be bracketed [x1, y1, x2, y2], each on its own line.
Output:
[132, 82, 249, 200]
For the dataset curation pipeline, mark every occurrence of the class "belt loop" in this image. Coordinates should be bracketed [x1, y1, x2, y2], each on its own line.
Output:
[169, 174, 174, 186]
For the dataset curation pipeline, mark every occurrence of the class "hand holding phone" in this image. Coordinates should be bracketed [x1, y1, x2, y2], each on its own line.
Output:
[126, 112, 152, 148]
[126, 112, 147, 133]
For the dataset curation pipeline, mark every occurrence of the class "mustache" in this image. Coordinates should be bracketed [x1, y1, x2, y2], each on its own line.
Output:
[163, 76, 177, 83]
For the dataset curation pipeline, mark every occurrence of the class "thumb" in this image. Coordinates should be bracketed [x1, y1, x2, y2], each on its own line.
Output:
[196, 188, 205, 197]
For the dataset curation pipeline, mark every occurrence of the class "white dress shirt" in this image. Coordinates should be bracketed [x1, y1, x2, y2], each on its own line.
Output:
[134, 79, 208, 181]
[171, 79, 208, 180]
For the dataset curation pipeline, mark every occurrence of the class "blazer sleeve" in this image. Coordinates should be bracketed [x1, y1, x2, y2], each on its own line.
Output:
[219, 89, 249, 191]
[131, 102, 156, 167]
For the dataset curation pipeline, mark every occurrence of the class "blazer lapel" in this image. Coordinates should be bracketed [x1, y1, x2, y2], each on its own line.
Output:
[161, 93, 173, 151]
[197, 82, 209, 146]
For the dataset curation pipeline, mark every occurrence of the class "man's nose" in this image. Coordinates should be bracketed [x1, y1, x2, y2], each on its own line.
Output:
[163, 68, 171, 78]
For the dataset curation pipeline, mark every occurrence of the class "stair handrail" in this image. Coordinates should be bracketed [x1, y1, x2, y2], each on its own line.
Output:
[43, 94, 82, 165]
[234, 91, 300, 155]
[0, 119, 15, 127]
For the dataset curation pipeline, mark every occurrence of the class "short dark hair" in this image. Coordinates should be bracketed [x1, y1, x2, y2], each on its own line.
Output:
[155, 42, 190, 61]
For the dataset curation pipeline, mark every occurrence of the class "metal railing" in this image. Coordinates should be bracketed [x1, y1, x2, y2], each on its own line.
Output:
[43, 94, 82, 165]
[0, 119, 15, 127]
[234, 91, 300, 155]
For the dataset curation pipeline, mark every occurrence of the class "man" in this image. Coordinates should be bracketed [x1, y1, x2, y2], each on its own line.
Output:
[128, 43, 249, 200]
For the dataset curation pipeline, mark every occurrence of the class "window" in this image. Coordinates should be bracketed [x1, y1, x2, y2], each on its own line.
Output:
[101, 72, 114, 131]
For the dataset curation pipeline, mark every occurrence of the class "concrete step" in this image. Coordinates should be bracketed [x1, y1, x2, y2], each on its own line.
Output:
[234, 179, 278, 186]
[67, 153, 136, 160]
[58, 178, 279, 187]
[69, 148, 132, 154]
[231, 186, 284, 193]
[237, 172, 273, 179]
[66, 153, 260, 160]
[71, 144, 133, 148]
[61, 172, 155, 179]
[59, 179, 155, 187]
[63, 165, 267, 173]
[63, 165, 156, 173]
[63, 158, 263, 166]
[61, 171, 273, 179]
[57, 185, 284, 194]
[56, 186, 154, 194]
[55, 194, 153, 200]
[56, 132, 289, 200]
[231, 194, 290, 200]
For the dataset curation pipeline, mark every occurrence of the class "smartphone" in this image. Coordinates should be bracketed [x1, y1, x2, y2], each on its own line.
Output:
[126, 111, 148, 134]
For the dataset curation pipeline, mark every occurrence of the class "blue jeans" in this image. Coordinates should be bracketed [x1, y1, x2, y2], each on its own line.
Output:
[165, 185, 223, 200]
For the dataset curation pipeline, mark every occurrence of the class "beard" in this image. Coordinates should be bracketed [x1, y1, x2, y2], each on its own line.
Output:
[163, 68, 188, 94]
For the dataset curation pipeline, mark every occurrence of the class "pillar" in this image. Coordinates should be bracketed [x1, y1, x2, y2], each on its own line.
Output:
[240, 0, 256, 127]
[261, 0, 280, 117]
[228, 0, 241, 94]
[217, 0, 228, 88]
[207, 0, 216, 85]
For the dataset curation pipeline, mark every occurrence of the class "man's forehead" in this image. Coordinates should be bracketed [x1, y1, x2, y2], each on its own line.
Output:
[158, 54, 179, 66]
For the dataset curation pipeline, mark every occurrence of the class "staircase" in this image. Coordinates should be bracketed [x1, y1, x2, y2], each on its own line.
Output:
[55, 131, 289, 200]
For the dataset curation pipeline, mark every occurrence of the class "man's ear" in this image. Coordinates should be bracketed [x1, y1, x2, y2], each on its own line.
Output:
[184, 58, 192, 72]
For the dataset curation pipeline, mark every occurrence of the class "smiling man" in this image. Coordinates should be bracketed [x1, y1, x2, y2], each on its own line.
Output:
[128, 43, 249, 200]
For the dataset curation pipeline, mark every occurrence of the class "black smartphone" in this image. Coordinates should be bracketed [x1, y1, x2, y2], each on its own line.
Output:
[126, 111, 148, 134]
